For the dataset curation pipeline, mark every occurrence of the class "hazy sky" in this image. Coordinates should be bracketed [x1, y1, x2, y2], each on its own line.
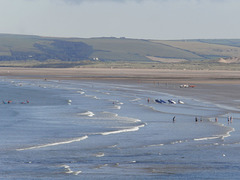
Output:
[0, 0, 239, 40]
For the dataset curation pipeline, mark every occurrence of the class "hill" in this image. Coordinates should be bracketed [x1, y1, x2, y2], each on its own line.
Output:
[0, 34, 240, 69]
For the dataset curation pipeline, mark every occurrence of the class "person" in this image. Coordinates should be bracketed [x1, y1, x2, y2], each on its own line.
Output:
[147, 98, 150, 103]
[215, 117, 218, 122]
[195, 117, 198, 122]
[230, 116, 233, 123]
[173, 116, 176, 123]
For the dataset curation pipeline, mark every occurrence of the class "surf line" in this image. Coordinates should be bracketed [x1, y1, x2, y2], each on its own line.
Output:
[16, 135, 88, 151]
[101, 124, 145, 136]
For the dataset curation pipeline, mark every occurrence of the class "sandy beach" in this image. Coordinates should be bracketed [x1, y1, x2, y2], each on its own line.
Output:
[1, 67, 240, 109]
[1, 67, 240, 83]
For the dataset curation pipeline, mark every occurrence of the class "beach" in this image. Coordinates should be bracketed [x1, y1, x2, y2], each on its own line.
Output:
[0, 67, 240, 179]
[2, 67, 240, 109]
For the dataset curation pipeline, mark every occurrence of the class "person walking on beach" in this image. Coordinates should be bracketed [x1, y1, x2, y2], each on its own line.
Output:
[195, 117, 198, 122]
[215, 117, 218, 122]
[173, 116, 176, 123]
[147, 98, 150, 103]
[230, 116, 233, 123]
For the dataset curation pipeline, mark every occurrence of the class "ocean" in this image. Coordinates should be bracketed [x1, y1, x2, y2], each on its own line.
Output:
[0, 78, 239, 179]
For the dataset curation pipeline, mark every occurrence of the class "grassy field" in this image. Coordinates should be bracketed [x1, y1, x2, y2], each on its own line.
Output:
[0, 34, 240, 69]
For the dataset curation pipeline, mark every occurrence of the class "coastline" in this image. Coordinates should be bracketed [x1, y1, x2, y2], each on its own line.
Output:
[1, 67, 240, 178]
[1, 67, 240, 111]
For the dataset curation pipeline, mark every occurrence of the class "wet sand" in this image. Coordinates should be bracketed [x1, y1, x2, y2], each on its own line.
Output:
[1, 67, 240, 84]
[1, 67, 240, 111]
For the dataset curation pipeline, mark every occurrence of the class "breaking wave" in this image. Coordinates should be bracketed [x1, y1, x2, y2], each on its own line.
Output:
[16, 136, 88, 151]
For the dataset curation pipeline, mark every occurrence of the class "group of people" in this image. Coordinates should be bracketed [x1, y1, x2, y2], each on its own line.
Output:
[228, 116, 233, 124]
[172, 116, 233, 123]
[2, 100, 30, 104]
[215, 116, 233, 124]
[172, 116, 203, 123]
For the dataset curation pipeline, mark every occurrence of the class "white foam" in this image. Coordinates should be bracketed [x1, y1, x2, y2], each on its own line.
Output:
[85, 95, 98, 99]
[78, 111, 95, 117]
[221, 127, 235, 140]
[146, 144, 164, 147]
[61, 165, 82, 175]
[170, 140, 187, 144]
[16, 136, 88, 151]
[102, 111, 119, 117]
[77, 91, 85, 94]
[130, 98, 141, 102]
[113, 105, 121, 109]
[101, 124, 145, 136]
[108, 144, 118, 148]
[94, 152, 105, 157]
[194, 136, 220, 141]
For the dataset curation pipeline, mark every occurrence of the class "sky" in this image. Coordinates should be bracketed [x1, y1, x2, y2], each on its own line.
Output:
[0, 0, 239, 40]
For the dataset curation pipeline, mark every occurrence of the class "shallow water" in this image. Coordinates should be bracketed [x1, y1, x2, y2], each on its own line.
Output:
[0, 78, 239, 179]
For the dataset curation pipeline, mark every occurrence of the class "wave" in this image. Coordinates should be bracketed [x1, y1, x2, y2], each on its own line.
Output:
[78, 111, 95, 117]
[113, 105, 121, 109]
[101, 111, 119, 118]
[101, 124, 145, 136]
[85, 95, 99, 99]
[144, 140, 187, 148]
[107, 144, 118, 148]
[77, 91, 85, 94]
[194, 136, 220, 141]
[16, 135, 88, 151]
[60, 165, 82, 175]
[170, 140, 188, 144]
[221, 127, 235, 140]
[130, 98, 141, 102]
[94, 152, 105, 157]
[145, 144, 164, 147]
[94, 164, 108, 169]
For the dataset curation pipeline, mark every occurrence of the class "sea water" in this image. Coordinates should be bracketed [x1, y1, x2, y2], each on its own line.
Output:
[0, 78, 239, 179]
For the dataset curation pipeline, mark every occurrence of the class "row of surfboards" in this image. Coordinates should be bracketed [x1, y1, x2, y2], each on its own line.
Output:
[155, 99, 184, 104]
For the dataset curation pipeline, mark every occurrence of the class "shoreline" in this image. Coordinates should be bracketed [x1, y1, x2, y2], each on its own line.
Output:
[1, 67, 240, 112]
[1, 67, 240, 178]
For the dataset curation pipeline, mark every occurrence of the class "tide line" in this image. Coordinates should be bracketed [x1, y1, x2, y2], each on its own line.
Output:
[16, 135, 88, 151]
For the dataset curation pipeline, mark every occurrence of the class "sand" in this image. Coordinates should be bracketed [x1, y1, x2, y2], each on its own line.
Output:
[1, 67, 240, 83]
[1, 67, 240, 110]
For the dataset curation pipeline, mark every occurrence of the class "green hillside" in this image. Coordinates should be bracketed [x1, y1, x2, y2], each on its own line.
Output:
[0, 34, 240, 68]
